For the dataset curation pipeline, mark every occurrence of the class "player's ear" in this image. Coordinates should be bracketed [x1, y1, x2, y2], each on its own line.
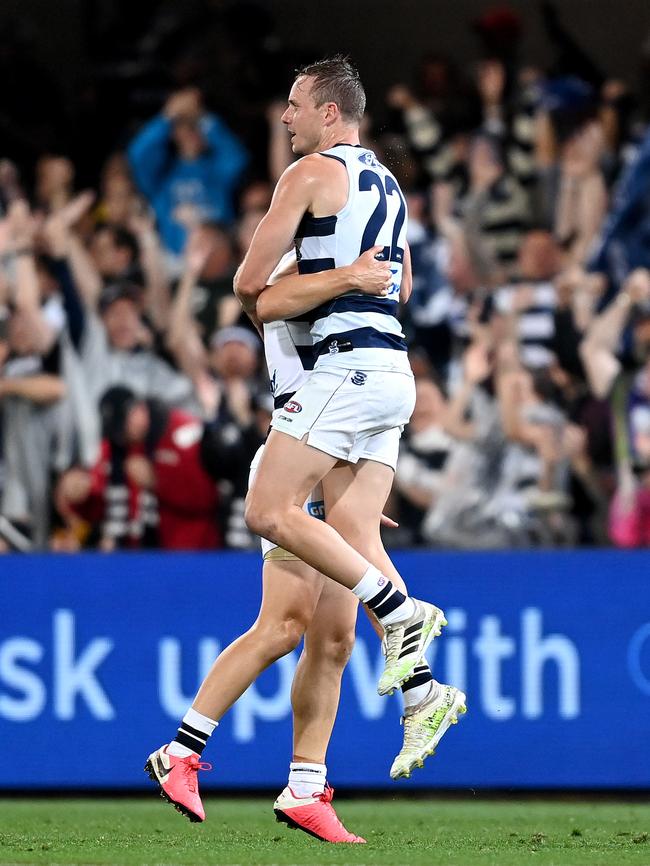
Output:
[322, 101, 340, 126]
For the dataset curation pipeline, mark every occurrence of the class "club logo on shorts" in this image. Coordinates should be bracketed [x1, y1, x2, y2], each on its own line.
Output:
[351, 371, 367, 386]
[284, 400, 302, 413]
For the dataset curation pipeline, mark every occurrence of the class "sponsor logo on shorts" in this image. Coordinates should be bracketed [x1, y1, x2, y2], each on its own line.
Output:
[351, 371, 367, 386]
[377, 576, 386, 587]
[284, 400, 302, 414]
[278, 415, 292, 422]
[308, 500, 325, 519]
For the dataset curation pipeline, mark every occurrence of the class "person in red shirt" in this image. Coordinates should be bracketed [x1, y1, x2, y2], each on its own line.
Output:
[57, 386, 221, 550]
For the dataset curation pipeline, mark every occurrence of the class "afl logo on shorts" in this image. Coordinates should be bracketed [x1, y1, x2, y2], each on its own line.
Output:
[351, 371, 367, 386]
[284, 400, 303, 413]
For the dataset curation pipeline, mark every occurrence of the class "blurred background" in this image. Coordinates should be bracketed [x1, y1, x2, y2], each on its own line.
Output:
[1, 0, 650, 793]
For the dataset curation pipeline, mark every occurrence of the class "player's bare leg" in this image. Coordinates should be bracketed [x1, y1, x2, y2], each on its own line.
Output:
[246, 431, 367, 587]
[246, 430, 446, 695]
[274, 577, 364, 843]
[322, 461, 467, 779]
[193, 559, 323, 720]
[146, 557, 326, 821]
[291, 579, 358, 764]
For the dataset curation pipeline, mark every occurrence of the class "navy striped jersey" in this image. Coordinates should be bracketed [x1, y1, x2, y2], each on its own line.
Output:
[292, 144, 412, 373]
[263, 251, 312, 408]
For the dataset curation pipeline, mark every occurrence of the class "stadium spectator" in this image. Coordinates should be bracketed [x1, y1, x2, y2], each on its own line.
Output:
[0, 200, 67, 550]
[1, 11, 649, 552]
[127, 87, 248, 265]
[457, 131, 531, 283]
[589, 124, 650, 292]
[580, 268, 650, 546]
[34, 155, 74, 213]
[393, 376, 453, 545]
[42, 194, 196, 465]
[490, 230, 563, 369]
[56, 386, 221, 550]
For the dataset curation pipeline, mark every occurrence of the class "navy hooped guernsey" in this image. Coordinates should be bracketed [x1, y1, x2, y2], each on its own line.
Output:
[262, 252, 314, 410]
[292, 144, 411, 373]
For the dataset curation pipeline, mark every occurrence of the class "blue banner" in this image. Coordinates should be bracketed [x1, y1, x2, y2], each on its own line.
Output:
[1, 550, 649, 789]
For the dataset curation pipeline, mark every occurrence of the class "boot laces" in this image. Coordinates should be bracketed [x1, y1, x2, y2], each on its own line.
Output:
[181, 754, 212, 792]
[314, 784, 334, 804]
[400, 700, 449, 753]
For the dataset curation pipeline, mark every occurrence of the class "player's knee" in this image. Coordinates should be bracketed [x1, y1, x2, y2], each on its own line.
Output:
[314, 630, 356, 670]
[272, 616, 308, 658]
[253, 613, 308, 660]
[245, 496, 279, 542]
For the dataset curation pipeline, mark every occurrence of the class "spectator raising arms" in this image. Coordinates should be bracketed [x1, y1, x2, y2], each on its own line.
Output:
[128, 87, 248, 266]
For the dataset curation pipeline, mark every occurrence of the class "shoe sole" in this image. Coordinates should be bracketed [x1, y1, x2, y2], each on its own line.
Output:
[274, 808, 364, 844]
[379, 607, 447, 696]
[275, 808, 328, 842]
[144, 758, 203, 823]
[390, 692, 468, 780]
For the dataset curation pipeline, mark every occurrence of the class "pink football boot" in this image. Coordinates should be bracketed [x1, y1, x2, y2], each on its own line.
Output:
[274, 784, 366, 843]
[145, 745, 212, 822]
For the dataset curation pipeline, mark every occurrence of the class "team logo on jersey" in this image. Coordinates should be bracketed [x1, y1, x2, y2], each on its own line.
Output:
[284, 400, 303, 413]
[358, 151, 378, 167]
[351, 371, 367, 386]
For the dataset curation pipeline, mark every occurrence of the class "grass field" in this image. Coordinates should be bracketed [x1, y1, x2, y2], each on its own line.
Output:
[1, 797, 649, 866]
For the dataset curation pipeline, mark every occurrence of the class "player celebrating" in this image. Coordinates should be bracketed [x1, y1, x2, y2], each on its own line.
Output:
[239, 56, 448, 700]
[146, 56, 465, 839]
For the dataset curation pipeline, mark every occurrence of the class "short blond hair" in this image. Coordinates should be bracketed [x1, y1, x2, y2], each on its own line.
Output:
[296, 55, 366, 123]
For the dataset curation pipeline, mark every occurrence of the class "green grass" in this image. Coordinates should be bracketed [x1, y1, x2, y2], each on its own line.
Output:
[1, 797, 649, 866]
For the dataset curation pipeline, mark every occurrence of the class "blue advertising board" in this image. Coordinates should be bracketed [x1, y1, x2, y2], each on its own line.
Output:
[1, 550, 649, 789]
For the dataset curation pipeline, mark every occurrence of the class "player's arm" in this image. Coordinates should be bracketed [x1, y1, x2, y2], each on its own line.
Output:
[257, 245, 393, 323]
[400, 241, 413, 304]
[233, 158, 320, 318]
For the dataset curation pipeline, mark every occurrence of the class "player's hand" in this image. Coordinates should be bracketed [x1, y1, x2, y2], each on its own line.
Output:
[380, 513, 399, 528]
[347, 246, 394, 296]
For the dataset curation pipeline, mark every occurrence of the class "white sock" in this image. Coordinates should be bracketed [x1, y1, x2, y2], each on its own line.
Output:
[402, 679, 440, 711]
[288, 762, 327, 797]
[167, 707, 219, 758]
[352, 565, 415, 627]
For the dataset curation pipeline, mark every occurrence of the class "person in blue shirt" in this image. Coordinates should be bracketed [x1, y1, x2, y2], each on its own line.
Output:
[589, 123, 650, 292]
[128, 87, 248, 260]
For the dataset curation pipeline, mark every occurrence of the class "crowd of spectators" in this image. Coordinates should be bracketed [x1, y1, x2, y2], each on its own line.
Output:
[3, 3, 650, 551]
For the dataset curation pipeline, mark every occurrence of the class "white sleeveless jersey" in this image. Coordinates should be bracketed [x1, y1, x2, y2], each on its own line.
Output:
[263, 251, 312, 408]
[292, 144, 411, 373]
[263, 318, 312, 407]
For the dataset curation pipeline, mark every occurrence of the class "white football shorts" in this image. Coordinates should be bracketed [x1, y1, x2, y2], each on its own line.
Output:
[270, 366, 416, 471]
[249, 441, 324, 559]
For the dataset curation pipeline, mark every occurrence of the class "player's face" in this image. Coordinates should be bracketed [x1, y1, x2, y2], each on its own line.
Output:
[281, 76, 324, 155]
